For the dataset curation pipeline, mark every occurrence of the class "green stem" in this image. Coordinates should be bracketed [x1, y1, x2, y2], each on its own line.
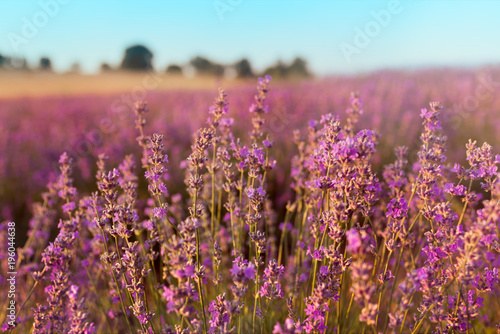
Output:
[98, 229, 134, 333]
[277, 209, 292, 266]
[252, 250, 261, 333]
[196, 230, 208, 333]
[375, 250, 393, 328]
[384, 248, 403, 333]
[230, 209, 237, 254]
[85, 264, 113, 331]
[8, 267, 46, 334]
[211, 142, 217, 239]
[337, 272, 345, 333]
[345, 292, 355, 320]
[310, 190, 327, 292]
[411, 304, 434, 334]
[399, 293, 414, 334]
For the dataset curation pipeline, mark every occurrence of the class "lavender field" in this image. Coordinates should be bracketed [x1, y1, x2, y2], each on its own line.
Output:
[1, 68, 500, 333]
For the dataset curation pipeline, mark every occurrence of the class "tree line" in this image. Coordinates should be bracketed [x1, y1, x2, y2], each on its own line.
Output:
[0, 44, 311, 79]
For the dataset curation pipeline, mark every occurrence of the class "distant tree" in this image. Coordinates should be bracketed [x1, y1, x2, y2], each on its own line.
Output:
[287, 57, 311, 78]
[39, 57, 52, 71]
[0, 55, 29, 71]
[262, 58, 312, 79]
[166, 64, 183, 75]
[120, 45, 153, 71]
[211, 64, 224, 77]
[189, 56, 224, 77]
[234, 58, 254, 78]
[262, 60, 288, 79]
[190, 56, 211, 74]
[100, 62, 112, 72]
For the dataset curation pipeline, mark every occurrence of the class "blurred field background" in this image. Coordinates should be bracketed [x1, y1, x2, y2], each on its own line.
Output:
[0, 72, 247, 98]
[2, 66, 500, 243]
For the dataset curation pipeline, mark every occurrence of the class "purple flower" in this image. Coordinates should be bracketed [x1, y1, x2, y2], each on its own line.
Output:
[273, 318, 302, 334]
[220, 117, 234, 127]
[143, 220, 155, 231]
[303, 288, 330, 333]
[306, 247, 323, 260]
[208, 294, 231, 334]
[229, 257, 256, 299]
[473, 267, 499, 292]
[259, 282, 284, 299]
[263, 138, 275, 148]
[314, 176, 334, 190]
[346, 229, 362, 254]
[152, 207, 167, 219]
[308, 120, 318, 128]
[173, 264, 197, 280]
[259, 260, 285, 299]
[230, 256, 255, 282]
[386, 197, 409, 221]
[444, 183, 467, 196]
[61, 201, 75, 213]
[144, 171, 159, 182]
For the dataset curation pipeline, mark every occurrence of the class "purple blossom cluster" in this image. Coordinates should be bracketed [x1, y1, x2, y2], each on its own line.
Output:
[1, 75, 500, 334]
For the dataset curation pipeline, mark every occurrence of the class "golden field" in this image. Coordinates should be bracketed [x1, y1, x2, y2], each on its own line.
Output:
[0, 71, 253, 99]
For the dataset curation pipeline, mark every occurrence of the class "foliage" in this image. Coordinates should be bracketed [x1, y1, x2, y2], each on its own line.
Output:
[190, 56, 224, 77]
[121, 45, 154, 71]
[166, 64, 183, 75]
[39, 57, 52, 71]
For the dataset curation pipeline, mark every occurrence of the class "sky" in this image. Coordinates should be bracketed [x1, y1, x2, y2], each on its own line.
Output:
[0, 0, 499, 75]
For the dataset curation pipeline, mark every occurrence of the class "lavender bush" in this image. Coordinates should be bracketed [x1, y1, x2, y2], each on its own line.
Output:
[3, 68, 500, 226]
[1, 75, 500, 333]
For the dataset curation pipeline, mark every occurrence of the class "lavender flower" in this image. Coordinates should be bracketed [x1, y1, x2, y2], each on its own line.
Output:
[230, 256, 255, 299]
[259, 260, 285, 300]
[6, 77, 500, 333]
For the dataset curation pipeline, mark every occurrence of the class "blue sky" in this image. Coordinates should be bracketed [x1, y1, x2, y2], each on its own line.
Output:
[0, 0, 499, 74]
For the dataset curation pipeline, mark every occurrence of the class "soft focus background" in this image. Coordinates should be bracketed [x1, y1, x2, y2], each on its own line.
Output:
[1, 0, 499, 241]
